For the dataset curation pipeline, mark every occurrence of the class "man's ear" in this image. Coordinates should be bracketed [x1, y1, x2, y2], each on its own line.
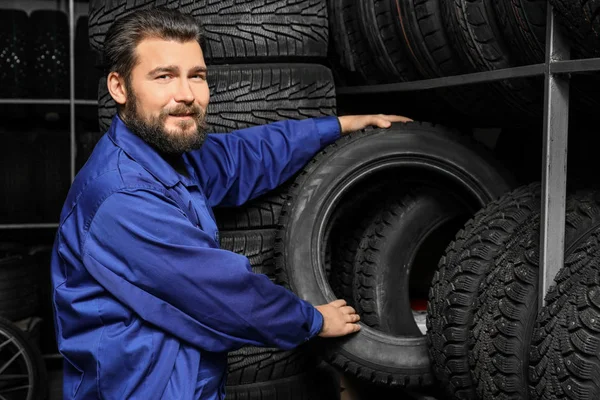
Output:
[107, 72, 127, 106]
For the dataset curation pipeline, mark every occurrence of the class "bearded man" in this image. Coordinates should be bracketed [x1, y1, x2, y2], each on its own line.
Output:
[50, 8, 409, 400]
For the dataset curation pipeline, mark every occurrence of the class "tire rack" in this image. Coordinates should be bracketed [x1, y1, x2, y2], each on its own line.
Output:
[338, 3, 597, 312]
[0, 0, 594, 388]
[0, 0, 86, 231]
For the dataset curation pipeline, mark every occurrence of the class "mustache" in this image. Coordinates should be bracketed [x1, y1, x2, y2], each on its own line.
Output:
[164, 104, 203, 116]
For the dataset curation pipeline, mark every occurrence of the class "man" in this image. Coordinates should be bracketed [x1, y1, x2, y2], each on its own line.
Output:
[50, 8, 410, 399]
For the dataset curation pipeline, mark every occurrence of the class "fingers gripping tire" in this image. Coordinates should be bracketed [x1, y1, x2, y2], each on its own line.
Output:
[274, 122, 514, 387]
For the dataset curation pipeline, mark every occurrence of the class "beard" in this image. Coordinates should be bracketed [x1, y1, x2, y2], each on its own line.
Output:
[119, 87, 208, 155]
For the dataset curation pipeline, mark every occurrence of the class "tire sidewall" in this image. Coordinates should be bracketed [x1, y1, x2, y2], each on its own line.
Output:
[277, 125, 512, 371]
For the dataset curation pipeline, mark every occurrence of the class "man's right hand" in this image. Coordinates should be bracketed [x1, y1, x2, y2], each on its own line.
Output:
[315, 299, 361, 338]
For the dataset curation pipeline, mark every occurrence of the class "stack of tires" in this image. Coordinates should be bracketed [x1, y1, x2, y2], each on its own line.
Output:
[416, 4, 600, 400]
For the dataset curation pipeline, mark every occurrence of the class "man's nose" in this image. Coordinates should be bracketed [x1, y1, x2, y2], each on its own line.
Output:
[174, 78, 195, 103]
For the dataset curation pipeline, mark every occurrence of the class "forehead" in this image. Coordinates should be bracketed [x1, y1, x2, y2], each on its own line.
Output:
[133, 38, 205, 71]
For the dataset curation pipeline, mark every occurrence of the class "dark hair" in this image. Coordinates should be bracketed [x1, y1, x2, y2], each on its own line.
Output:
[103, 8, 203, 83]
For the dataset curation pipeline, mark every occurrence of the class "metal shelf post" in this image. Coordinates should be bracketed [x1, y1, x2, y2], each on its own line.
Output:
[538, 4, 571, 308]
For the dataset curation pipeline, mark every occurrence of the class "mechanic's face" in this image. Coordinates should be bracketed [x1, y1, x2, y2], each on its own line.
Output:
[109, 38, 210, 154]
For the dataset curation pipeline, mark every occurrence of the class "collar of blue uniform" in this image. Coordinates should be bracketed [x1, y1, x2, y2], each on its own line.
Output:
[107, 114, 198, 188]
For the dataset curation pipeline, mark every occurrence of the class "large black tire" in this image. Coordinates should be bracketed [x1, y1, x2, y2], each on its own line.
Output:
[29, 10, 69, 99]
[329, 0, 420, 84]
[427, 183, 541, 399]
[0, 9, 30, 99]
[494, 0, 547, 64]
[470, 191, 600, 400]
[274, 122, 514, 387]
[549, 0, 600, 57]
[394, 0, 464, 78]
[441, 0, 542, 118]
[394, 0, 527, 124]
[98, 63, 336, 133]
[0, 316, 47, 400]
[529, 224, 600, 400]
[89, 0, 328, 62]
[354, 188, 470, 337]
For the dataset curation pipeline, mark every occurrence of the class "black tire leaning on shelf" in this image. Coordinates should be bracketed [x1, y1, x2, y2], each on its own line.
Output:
[469, 190, 600, 400]
[356, 0, 421, 83]
[427, 183, 540, 400]
[274, 122, 514, 387]
[549, 0, 600, 57]
[97, 63, 336, 133]
[441, 0, 543, 119]
[0, 316, 47, 400]
[494, 0, 547, 65]
[354, 187, 470, 336]
[529, 224, 600, 400]
[0, 9, 30, 99]
[88, 0, 329, 62]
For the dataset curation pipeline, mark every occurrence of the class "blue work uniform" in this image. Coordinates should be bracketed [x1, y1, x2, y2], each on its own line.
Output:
[50, 114, 340, 399]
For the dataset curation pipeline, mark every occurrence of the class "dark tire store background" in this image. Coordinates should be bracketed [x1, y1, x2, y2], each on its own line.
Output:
[1, 0, 600, 399]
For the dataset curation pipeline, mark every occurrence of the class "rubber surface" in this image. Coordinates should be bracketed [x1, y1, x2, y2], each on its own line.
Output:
[494, 0, 547, 64]
[441, 0, 542, 118]
[226, 367, 339, 400]
[427, 183, 540, 400]
[220, 229, 277, 278]
[98, 63, 336, 133]
[354, 188, 468, 336]
[529, 193, 600, 400]
[274, 122, 514, 387]
[89, 0, 329, 62]
[471, 190, 600, 400]
[549, 0, 600, 56]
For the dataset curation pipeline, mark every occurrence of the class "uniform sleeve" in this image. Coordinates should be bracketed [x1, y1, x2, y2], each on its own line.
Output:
[185, 116, 340, 207]
[81, 188, 323, 353]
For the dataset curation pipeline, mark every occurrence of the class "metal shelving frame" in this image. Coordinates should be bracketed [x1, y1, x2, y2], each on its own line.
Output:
[0, 0, 99, 231]
[339, 4, 597, 307]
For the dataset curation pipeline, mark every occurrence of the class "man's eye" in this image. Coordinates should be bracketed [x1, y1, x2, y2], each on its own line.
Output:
[157, 75, 171, 80]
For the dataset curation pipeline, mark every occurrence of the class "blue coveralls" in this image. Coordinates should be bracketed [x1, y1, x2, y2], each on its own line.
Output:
[50, 114, 341, 399]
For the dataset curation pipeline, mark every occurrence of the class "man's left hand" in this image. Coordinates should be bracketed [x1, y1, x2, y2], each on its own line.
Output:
[338, 114, 413, 135]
